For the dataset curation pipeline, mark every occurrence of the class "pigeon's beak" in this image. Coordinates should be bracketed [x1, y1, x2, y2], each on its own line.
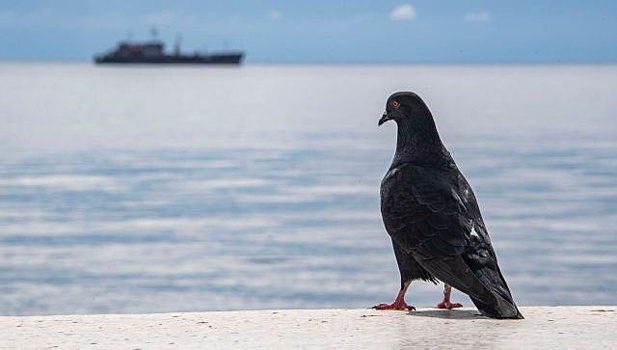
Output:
[378, 111, 391, 126]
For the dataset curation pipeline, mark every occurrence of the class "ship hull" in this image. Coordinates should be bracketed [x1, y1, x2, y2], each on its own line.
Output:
[94, 53, 243, 65]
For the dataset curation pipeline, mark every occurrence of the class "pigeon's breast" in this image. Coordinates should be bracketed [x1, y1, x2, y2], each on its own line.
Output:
[380, 167, 399, 191]
[380, 166, 405, 203]
[380, 165, 427, 246]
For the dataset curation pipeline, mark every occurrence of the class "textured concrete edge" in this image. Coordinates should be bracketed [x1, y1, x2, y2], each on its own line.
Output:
[1, 305, 614, 319]
[1, 306, 616, 349]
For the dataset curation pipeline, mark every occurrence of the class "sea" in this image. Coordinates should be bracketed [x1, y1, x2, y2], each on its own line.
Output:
[0, 63, 615, 316]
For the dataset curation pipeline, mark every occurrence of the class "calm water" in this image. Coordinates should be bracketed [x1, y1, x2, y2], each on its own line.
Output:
[0, 64, 616, 316]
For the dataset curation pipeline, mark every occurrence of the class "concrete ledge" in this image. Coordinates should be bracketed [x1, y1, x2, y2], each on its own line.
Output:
[1, 306, 615, 349]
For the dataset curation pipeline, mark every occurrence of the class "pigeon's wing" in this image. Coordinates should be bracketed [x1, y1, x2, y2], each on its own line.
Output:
[381, 163, 471, 256]
[381, 163, 522, 318]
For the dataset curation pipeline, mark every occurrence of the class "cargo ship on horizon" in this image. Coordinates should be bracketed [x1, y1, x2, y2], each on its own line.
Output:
[94, 35, 244, 65]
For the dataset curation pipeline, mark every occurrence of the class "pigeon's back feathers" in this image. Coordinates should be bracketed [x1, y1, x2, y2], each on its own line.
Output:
[379, 91, 523, 319]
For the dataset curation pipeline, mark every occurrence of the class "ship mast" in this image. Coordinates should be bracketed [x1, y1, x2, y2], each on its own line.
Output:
[174, 34, 182, 56]
[150, 27, 159, 41]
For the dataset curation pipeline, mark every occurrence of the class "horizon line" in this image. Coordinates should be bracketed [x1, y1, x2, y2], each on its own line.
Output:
[1, 58, 616, 66]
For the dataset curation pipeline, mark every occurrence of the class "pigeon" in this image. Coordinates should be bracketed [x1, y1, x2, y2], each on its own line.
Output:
[374, 91, 523, 319]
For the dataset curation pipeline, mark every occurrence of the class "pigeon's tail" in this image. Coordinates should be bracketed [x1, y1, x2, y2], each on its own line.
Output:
[470, 269, 524, 319]
[470, 295, 524, 319]
[418, 255, 524, 319]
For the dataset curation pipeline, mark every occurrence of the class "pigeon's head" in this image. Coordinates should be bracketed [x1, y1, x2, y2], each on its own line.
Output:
[378, 91, 433, 127]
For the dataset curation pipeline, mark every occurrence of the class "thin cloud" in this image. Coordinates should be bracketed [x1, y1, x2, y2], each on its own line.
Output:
[268, 10, 282, 21]
[465, 11, 492, 23]
[390, 4, 417, 21]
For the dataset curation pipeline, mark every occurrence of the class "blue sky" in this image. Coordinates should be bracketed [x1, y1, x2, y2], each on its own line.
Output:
[0, 0, 616, 63]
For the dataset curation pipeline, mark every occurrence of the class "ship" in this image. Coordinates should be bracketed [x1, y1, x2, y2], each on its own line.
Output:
[94, 35, 244, 65]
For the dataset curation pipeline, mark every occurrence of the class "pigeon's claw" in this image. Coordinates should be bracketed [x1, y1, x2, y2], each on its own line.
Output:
[436, 301, 463, 309]
[373, 301, 415, 311]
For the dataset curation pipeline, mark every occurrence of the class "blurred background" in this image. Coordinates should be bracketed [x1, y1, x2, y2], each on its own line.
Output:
[0, 1, 616, 316]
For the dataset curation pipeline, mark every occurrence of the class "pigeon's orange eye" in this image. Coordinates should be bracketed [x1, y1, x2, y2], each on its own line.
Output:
[392, 100, 400, 108]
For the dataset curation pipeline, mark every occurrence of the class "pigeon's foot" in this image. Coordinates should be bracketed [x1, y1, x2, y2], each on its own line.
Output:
[373, 301, 416, 311]
[436, 283, 462, 309]
[436, 301, 463, 309]
[373, 281, 414, 311]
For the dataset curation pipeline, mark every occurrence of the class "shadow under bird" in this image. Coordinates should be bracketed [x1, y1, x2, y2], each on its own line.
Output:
[374, 91, 523, 319]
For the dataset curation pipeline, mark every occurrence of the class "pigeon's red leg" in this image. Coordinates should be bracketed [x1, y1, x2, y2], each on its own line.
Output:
[373, 281, 415, 310]
[436, 284, 463, 309]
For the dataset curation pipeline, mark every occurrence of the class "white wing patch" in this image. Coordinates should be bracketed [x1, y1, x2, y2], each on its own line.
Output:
[471, 226, 480, 237]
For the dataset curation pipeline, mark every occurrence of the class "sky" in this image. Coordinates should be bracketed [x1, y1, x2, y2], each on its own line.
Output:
[0, 0, 616, 63]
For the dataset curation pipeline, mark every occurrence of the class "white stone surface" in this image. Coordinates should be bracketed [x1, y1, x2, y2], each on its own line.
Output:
[1, 306, 615, 349]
